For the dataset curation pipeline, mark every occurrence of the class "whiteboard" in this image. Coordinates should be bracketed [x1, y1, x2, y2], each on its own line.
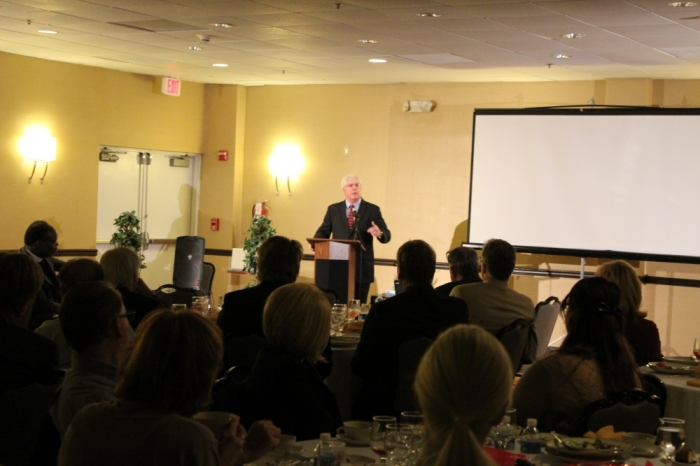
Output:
[468, 108, 700, 262]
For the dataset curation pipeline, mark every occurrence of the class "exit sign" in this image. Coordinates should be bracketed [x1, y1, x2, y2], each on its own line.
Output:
[161, 77, 181, 96]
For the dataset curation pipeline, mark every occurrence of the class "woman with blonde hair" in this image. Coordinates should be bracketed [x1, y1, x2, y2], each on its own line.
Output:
[415, 324, 512, 466]
[595, 260, 662, 365]
[231, 283, 342, 440]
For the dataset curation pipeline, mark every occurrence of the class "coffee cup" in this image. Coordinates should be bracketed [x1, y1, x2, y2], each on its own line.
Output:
[337, 420, 372, 441]
[193, 411, 234, 439]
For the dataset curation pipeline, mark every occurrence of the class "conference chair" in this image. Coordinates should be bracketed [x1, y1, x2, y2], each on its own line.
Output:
[580, 389, 662, 435]
[533, 296, 561, 359]
[393, 337, 435, 413]
[495, 319, 533, 374]
[200, 261, 215, 297]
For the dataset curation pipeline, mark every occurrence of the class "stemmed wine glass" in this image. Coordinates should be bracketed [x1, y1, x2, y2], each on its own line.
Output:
[693, 338, 700, 361]
[657, 418, 686, 464]
[370, 416, 397, 462]
[331, 304, 347, 337]
[400, 411, 424, 465]
[385, 424, 413, 465]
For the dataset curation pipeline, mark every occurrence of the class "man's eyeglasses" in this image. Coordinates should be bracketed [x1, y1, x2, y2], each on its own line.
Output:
[117, 311, 136, 322]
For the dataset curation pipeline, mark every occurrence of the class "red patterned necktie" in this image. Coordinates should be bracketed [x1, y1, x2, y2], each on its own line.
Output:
[347, 205, 355, 231]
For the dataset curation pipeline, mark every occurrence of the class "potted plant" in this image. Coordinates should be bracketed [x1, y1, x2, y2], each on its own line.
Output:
[110, 210, 146, 269]
[243, 203, 275, 285]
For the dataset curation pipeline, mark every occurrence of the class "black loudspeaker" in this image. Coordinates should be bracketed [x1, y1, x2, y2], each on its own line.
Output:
[173, 236, 205, 290]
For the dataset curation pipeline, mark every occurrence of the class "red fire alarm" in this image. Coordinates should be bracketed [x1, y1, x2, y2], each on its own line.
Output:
[210, 218, 220, 231]
[218, 150, 228, 161]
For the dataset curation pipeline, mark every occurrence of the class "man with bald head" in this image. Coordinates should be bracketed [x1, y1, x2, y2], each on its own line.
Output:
[314, 174, 391, 303]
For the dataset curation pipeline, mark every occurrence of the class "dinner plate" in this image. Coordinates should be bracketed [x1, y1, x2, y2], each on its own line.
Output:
[345, 454, 376, 465]
[251, 453, 313, 465]
[663, 356, 699, 366]
[336, 433, 370, 447]
[632, 445, 661, 458]
[545, 438, 633, 460]
[647, 362, 695, 375]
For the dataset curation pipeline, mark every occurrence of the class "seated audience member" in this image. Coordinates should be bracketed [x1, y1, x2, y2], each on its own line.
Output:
[435, 246, 482, 296]
[232, 283, 341, 441]
[217, 236, 304, 339]
[415, 325, 512, 466]
[58, 309, 279, 466]
[596, 260, 662, 365]
[513, 277, 642, 435]
[20, 220, 65, 330]
[35, 258, 105, 368]
[50, 281, 132, 437]
[351, 240, 468, 419]
[100, 247, 162, 329]
[0, 253, 59, 394]
[216, 236, 332, 378]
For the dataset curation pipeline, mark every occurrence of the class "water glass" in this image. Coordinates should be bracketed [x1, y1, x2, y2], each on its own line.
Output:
[370, 415, 396, 461]
[347, 299, 361, 321]
[331, 304, 347, 336]
[192, 296, 210, 316]
[385, 424, 413, 465]
[400, 411, 425, 463]
[657, 418, 686, 464]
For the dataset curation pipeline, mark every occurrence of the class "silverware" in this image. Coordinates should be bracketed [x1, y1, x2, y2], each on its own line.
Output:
[551, 431, 565, 448]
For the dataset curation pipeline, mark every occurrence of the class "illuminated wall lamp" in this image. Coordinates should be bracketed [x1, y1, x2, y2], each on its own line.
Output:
[268, 143, 304, 196]
[19, 127, 56, 184]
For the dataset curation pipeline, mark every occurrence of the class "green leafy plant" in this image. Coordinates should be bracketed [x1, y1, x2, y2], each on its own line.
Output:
[110, 210, 146, 269]
[243, 214, 275, 285]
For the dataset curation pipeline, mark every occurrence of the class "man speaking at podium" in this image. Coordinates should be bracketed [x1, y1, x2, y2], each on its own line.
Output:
[314, 174, 391, 303]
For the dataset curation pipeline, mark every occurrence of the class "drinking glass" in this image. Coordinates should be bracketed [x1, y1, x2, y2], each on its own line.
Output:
[385, 424, 413, 465]
[171, 303, 187, 312]
[370, 416, 397, 461]
[347, 299, 361, 321]
[331, 304, 347, 336]
[400, 411, 425, 463]
[191, 296, 210, 316]
[360, 304, 371, 320]
[657, 418, 686, 464]
[693, 338, 700, 360]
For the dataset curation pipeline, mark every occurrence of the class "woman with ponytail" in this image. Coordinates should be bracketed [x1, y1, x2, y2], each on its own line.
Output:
[513, 277, 641, 435]
[415, 324, 512, 466]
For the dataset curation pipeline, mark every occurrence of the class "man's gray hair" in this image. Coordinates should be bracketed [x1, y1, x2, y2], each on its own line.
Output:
[341, 174, 361, 190]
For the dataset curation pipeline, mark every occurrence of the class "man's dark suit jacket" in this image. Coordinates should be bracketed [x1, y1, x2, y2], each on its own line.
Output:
[117, 286, 164, 330]
[434, 273, 482, 296]
[350, 284, 468, 419]
[0, 320, 59, 394]
[314, 199, 390, 283]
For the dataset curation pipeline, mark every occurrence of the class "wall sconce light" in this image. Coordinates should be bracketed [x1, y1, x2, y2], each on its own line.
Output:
[19, 126, 56, 184]
[268, 143, 304, 196]
[402, 100, 436, 112]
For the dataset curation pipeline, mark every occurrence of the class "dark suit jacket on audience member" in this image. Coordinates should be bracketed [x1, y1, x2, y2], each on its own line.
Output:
[217, 282, 287, 339]
[314, 200, 390, 284]
[0, 320, 59, 394]
[351, 285, 468, 419]
[627, 315, 663, 365]
[117, 286, 163, 329]
[434, 274, 482, 296]
[234, 345, 342, 441]
[19, 246, 63, 330]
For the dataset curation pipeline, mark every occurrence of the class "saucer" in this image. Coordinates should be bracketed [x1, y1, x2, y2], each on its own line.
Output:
[336, 433, 370, 447]
[632, 445, 661, 458]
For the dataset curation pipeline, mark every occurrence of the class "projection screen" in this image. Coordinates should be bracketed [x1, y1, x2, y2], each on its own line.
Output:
[467, 108, 700, 263]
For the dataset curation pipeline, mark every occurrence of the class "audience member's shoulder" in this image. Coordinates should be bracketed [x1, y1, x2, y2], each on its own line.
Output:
[449, 281, 483, 297]
[2, 321, 57, 351]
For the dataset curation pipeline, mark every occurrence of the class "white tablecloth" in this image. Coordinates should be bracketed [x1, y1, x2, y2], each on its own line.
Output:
[644, 368, 700, 450]
[326, 340, 360, 422]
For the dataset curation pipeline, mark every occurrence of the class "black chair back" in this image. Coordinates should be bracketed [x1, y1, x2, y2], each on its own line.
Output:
[495, 319, 532, 373]
[393, 337, 434, 413]
[533, 296, 560, 359]
[580, 389, 662, 434]
[641, 373, 667, 416]
[201, 262, 215, 297]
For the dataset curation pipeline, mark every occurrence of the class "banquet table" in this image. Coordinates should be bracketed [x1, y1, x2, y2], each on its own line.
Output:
[247, 438, 671, 465]
[326, 333, 362, 422]
[641, 366, 700, 450]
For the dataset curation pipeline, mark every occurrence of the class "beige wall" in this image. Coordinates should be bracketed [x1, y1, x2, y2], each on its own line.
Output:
[2, 49, 700, 357]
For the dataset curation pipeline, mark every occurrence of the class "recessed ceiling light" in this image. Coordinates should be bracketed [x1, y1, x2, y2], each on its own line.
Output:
[553, 54, 571, 59]
[211, 23, 233, 28]
[369, 58, 387, 63]
[561, 33, 585, 39]
[212, 63, 229, 67]
[38, 29, 57, 34]
[417, 13, 441, 17]
[669, 1, 697, 6]
[188, 46, 202, 51]
[358, 39, 378, 44]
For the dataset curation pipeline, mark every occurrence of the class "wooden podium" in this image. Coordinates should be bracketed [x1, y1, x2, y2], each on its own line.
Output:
[307, 238, 360, 305]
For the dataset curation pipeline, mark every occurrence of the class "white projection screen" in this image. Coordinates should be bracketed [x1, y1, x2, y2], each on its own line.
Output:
[467, 108, 700, 263]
